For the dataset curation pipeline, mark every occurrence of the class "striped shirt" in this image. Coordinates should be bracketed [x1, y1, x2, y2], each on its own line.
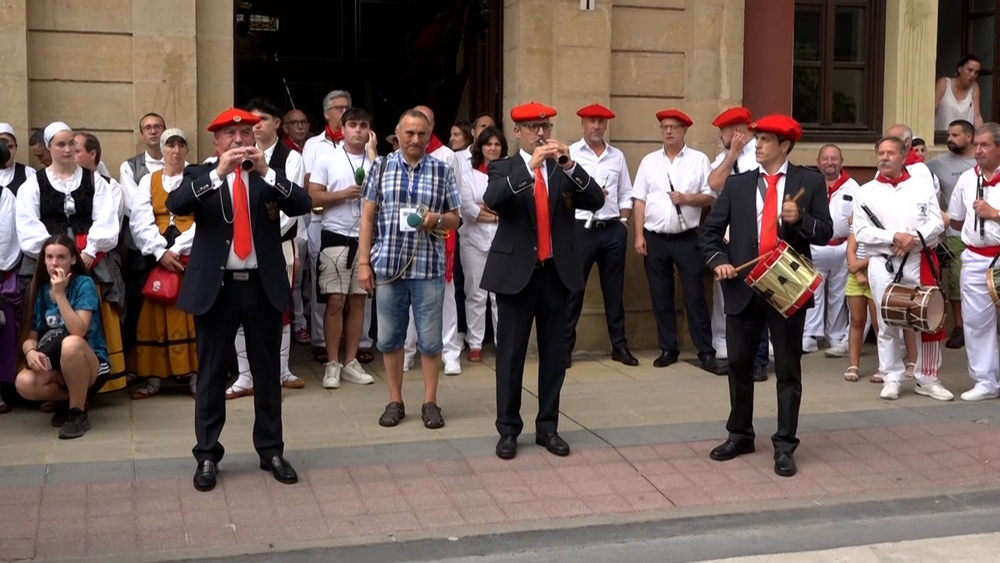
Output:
[362, 151, 460, 280]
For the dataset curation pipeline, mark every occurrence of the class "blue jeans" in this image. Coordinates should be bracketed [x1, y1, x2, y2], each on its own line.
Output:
[375, 277, 445, 354]
[755, 326, 769, 368]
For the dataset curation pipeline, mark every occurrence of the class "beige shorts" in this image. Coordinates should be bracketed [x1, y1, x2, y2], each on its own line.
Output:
[317, 245, 365, 296]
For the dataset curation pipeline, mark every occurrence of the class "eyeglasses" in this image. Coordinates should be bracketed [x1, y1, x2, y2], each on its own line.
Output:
[521, 122, 553, 133]
[141, 124, 164, 133]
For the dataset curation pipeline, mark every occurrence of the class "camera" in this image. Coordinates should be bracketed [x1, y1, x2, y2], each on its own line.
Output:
[0, 138, 10, 167]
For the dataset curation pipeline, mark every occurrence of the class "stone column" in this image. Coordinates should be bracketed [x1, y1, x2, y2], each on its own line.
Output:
[882, 0, 938, 138]
[0, 0, 29, 165]
[196, 0, 235, 162]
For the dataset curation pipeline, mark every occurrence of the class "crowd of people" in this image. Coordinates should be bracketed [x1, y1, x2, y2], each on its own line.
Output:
[3, 78, 1000, 489]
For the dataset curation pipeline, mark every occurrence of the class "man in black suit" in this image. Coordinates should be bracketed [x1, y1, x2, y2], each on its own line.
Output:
[167, 108, 312, 492]
[700, 114, 832, 477]
[481, 101, 605, 460]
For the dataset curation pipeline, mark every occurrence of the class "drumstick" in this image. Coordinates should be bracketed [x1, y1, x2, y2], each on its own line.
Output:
[714, 253, 769, 281]
[768, 187, 806, 231]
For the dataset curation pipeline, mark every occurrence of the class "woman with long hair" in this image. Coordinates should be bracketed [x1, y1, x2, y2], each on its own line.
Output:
[16, 234, 110, 438]
[935, 54, 984, 130]
[450, 120, 474, 152]
[458, 126, 507, 361]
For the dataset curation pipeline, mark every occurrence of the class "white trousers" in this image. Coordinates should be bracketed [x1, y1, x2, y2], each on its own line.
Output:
[868, 253, 940, 383]
[960, 249, 1000, 394]
[307, 221, 326, 347]
[405, 278, 462, 363]
[460, 244, 498, 350]
[711, 280, 726, 352]
[804, 243, 850, 344]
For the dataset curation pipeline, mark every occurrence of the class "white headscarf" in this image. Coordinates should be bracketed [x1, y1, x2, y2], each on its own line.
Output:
[43, 121, 72, 147]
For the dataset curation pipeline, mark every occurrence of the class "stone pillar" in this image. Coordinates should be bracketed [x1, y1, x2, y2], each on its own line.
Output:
[882, 0, 938, 138]
[0, 0, 29, 166]
[196, 0, 235, 162]
[742, 0, 794, 118]
[132, 0, 199, 157]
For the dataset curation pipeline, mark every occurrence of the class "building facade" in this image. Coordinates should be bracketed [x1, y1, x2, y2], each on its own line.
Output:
[2, 0, 990, 351]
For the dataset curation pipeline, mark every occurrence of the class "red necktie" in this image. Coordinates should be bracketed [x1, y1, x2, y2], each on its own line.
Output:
[759, 173, 782, 257]
[233, 171, 252, 259]
[534, 167, 550, 261]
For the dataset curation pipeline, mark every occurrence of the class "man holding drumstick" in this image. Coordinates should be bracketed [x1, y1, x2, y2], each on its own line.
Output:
[853, 136, 953, 403]
[700, 115, 832, 477]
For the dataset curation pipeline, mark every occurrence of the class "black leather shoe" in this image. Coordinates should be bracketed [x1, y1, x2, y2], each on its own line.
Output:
[753, 365, 768, 382]
[653, 351, 679, 368]
[945, 326, 964, 349]
[535, 433, 570, 456]
[260, 455, 298, 484]
[774, 452, 797, 477]
[698, 352, 718, 372]
[709, 439, 755, 461]
[496, 435, 517, 460]
[611, 347, 639, 366]
[193, 460, 218, 492]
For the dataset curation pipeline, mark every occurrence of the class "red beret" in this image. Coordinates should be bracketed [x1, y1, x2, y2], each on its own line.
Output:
[749, 114, 802, 142]
[655, 109, 693, 127]
[576, 103, 615, 119]
[712, 107, 753, 128]
[510, 101, 557, 122]
[207, 107, 260, 132]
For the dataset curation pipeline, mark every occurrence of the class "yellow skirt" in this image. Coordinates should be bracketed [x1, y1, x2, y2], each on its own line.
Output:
[126, 299, 198, 379]
[96, 292, 126, 393]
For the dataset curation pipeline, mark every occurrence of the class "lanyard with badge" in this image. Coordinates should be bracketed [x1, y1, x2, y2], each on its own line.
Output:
[396, 152, 424, 233]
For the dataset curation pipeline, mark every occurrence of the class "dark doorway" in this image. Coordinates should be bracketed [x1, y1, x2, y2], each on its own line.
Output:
[234, 0, 503, 149]
[936, 0, 998, 131]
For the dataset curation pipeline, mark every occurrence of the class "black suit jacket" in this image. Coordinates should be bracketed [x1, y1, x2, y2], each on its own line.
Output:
[480, 154, 604, 295]
[166, 163, 312, 316]
[700, 164, 833, 315]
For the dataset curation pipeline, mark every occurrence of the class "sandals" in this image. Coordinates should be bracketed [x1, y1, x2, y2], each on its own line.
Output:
[225, 383, 254, 400]
[378, 401, 405, 427]
[421, 402, 444, 429]
[904, 362, 916, 380]
[131, 378, 162, 400]
[844, 366, 860, 382]
[356, 349, 374, 364]
[870, 370, 884, 384]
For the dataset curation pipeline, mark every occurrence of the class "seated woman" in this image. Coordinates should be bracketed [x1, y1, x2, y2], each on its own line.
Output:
[127, 128, 197, 399]
[16, 234, 110, 439]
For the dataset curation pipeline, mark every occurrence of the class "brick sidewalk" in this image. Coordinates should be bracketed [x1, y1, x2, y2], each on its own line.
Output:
[4, 419, 1000, 561]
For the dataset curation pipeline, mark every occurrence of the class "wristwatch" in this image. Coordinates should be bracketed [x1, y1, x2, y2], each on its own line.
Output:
[436, 213, 445, 229]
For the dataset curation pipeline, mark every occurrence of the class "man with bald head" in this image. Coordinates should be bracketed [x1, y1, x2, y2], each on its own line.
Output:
[282, 109, 310, 153]
[401, 105, 466, 376]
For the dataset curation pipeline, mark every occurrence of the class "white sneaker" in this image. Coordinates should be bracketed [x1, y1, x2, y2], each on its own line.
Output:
[915, 380, 954, 401]
[341, 359, 375, 385]
[716, 346, 728, 360]
[961, 387, 1000, 402]
[403, 357, 414, 372]
[322, 361, 342, 389]
[825, 342, 849, 358]
[444, 360, 462, 375]
[802, 338, 818, 353]
[879, 381, 901, 400]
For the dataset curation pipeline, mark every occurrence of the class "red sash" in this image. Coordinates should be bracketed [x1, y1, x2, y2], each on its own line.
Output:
[967, 245, 1000, 258]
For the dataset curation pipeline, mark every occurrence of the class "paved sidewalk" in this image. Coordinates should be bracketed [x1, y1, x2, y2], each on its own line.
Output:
[1, 345, 999, 561]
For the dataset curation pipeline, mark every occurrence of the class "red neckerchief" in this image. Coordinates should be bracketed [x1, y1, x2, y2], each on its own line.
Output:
[875, 169, 911, 187]
[325, 124, 344, 143]
[905, 149, 922, 165]
[476, 163, 488, 174]
[282, 135, 303, 153]
[827, 169, 850, 202]
[426, 135, 444, 154]
[976, 165, 1000, 187]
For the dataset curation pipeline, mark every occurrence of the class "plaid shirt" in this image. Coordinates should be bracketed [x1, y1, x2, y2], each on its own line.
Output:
[362, 151, 460, 280]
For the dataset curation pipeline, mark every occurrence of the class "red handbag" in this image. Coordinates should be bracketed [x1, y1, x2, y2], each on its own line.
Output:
[142, 255, 188, 303]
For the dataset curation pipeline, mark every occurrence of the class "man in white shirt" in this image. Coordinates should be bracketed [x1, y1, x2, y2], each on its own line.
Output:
[633, 109, 718, 373]
[853, 135, 953, 402]
[947, 122, 1000, 401]
[0, 124, 36, 195]
[565, 103, 637, 367]
[402, 105, 465, 376]
[803, 145, 856, 357]
[308, 106, 378, 389]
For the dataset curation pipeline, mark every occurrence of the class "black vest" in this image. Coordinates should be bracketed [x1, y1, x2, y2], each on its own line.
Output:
[38, 169, 95, 236]
[2, 163, 28, 196]
[268, 141, 297, 241]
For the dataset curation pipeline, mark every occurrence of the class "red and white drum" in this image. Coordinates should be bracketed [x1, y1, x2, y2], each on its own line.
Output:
[745, 241, 823, 318]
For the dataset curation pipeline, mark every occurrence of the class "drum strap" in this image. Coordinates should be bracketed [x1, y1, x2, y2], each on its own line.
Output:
[892, 253, 909, 284]
[917, 232, 942, 287]
[990, 248, 1000, 270]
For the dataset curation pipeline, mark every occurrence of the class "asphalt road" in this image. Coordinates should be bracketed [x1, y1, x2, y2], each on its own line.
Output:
[191, 489, 1000, 563]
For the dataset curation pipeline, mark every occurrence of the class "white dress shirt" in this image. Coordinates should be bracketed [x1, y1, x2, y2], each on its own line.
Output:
[119, 151, 165, 217]
[711, 137, 760, 175]
[130, 170, 197, 260]
[207, 167, 281, 270]
[569, 138, 632, 221]
[755, 161, 791, 236]
[310, 145, 370, 237]
[907, 160, 941, 201]
[430, 144, 465, 203]
[261, 139, 304, 236]
[518, 148, 581, 259]
[633, 144, 715, 233]
[0, 164, 36, 189]
[948, 165, 1000, 247]
[853, 173, 944, 256]
[0, 187, 19, 272]
[828, 176, 861, 241]
[456, 147, 472, 172]
[303, 134, 341, 226]
[458, 168, 498, 253]
[15, 167, 120, 258]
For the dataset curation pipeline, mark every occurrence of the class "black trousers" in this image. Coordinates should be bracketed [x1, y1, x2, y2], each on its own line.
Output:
[193, 271, 283, 464]
[726, 293, 806, 454]
[566, 220, 628, 352]
[495, 261, 568, 437]
[643, 229, 714, 354]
